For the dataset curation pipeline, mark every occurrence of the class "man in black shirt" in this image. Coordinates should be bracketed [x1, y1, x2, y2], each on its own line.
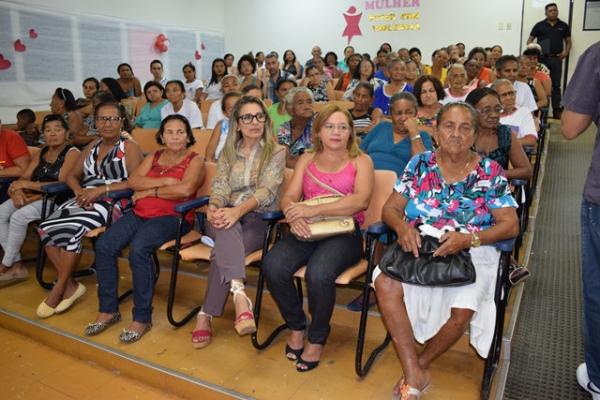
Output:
[527, 2, 571, 119]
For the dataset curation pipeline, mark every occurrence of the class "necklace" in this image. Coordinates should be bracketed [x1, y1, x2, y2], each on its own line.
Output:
[437, 151, 474, 183]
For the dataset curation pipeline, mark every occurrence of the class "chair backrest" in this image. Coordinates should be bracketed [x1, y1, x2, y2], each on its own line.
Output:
[133, 96, 148, 117]
[34, 110, 52, 127]
[131, 128, 160, 153]
[28, 146, 41, 159]
[191, 128, 213, 158]
[360, 170, 397, 229]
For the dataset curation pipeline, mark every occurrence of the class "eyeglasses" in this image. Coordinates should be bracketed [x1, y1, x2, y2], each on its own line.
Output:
[238, 112, 267, 125]
[95, 116, 124, 124]
[498, 91, 516, 99]
[323, 123, 351, 133]
[477, 106, 504, 116]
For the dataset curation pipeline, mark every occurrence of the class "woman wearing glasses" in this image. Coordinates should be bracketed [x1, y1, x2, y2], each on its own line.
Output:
[262, 104, 374, 372]
[191, 96, 285, 349]
[465, 88, 532, 180]
[36, 101, 144, 318]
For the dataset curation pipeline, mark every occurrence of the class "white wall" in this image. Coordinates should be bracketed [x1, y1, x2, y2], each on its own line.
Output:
[566, 0, 599, 81]
[224, 0, 524, 65]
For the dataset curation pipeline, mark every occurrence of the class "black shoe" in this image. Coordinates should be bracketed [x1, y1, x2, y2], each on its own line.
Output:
[296, 355, 319, 372]
[285, 344, 304, 361]
[509, 264, 530, 286]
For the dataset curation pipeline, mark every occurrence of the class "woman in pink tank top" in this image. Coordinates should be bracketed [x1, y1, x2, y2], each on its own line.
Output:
[262, 104, 374, 372]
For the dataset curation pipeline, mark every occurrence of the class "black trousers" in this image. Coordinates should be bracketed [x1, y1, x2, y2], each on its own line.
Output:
[541, 55, 563, 113]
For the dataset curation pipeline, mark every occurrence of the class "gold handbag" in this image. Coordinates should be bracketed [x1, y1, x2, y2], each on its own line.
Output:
[296, 169, 356, 241]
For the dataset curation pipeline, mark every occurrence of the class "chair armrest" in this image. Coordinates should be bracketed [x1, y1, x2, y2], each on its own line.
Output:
[262, 211, 284, 222]
[494, 238, 515, 252]
[174, 196, 209, 213]
[367, 221, 391, 235]
[107, 189, 133, 200]
[41, 182, 70, 194]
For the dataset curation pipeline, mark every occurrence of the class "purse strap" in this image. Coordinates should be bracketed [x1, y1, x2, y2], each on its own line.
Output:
[305, 165, 345, 196]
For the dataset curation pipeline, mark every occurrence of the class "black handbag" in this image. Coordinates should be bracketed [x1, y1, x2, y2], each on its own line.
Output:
[379, 235, 476, 287]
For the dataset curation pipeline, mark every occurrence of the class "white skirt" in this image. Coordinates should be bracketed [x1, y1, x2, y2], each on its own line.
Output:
[373, 245, 500, 358]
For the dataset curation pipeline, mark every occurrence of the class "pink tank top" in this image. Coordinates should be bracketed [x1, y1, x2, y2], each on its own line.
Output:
[302, 160, 365, 226]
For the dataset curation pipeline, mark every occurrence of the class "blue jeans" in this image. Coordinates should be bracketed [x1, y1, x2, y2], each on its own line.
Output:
[262, 231, 363, 345]
[582, 200, 600, 386]
[94, 212, 190, 323]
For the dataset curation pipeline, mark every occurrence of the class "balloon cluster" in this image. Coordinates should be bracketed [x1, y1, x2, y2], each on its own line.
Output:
[155, 34, 169, 53]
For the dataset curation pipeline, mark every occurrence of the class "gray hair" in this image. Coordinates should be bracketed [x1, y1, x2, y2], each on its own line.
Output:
[390, 91, 418, 112]
[447, 63, 466, 76]
[385, 55, 404, 70]
[490, 78, 513, 91]
[436, 101, 479, 132]
[284, 86, 313, 107]
[221, 74, 240, 85]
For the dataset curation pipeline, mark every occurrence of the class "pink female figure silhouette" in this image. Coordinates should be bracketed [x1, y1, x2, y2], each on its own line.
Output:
[342, 6, 363, 44]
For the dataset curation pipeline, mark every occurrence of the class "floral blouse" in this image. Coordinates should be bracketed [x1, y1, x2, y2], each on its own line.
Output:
[277, 117, 314, 158]
[396, 151, 517, 232]
[209, 141, 286, 212]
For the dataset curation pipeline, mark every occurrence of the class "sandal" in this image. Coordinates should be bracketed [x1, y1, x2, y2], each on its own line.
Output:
[285, 344, 304, 361]
[119, 323, 152, 343]
[392, 382, 430, 400]
[509, 262, 530, 286]
[295, 355, 319, 372]
[192, 311, 212, 349]
[85, 312, 122, 336]
[230, 280, 256, 336]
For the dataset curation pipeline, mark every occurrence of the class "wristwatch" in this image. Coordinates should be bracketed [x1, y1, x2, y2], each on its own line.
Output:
[470, 232, 481, 248]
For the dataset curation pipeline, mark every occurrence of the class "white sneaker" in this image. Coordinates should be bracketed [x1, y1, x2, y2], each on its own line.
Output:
[577, 363, 600, 399]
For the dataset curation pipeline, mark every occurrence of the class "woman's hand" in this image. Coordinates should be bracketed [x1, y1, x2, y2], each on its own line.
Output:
[433, 231, 471, 257]
[207, 205, 241, 230]
[9, 181, 30, 192]
[10, 189, 28, 208]
[284, 202, 317, 223]
[75, 187, 103, 208]
[289, 218, 312, 239]
[397, 225, 422, 257]
[132, 189, 153, 203]
[405, 117, 420, 137]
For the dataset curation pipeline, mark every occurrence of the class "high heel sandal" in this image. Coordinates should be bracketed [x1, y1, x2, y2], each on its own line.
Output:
[392, 382, 430, 400]
[296, 355, 319, 372]
[285, 344, 304, 361]
[192, 311, 212, 349]
[230, 280, 256, 336]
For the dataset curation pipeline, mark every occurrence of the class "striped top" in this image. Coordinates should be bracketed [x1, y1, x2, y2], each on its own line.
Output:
[351, 107, 374, 135]
[82, 138, 129, 188]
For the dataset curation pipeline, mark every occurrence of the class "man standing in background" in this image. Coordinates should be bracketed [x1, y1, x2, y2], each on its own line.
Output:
[528, 2, 571, 119]
[561, 41, 600, 400]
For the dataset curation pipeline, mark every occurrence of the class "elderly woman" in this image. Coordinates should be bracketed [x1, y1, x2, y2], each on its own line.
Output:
[267, 79, 297, 136]
[134, 81, 168, 129]
[0, 115, 78, 286]
[467, 47, 496, 85]
[335, 53, 362, 92]
[36, 102, 143, 318]
[161, 80, 204, 129]
[206, 74, 241, 129]
[191, 96, 286, 348]
[303, 66, 334, 103]
[360, 92, 433, 177]
[374, 102, 519, 399]
[262, 104, 374, 372]
[88, 115, 204, 342]
[466, 88, 532, 180]
[464, 58, 487, 92]
[516, 56, 548, 110]
[349, 82, 383, 137]
[441, 64, 470, 104]
[276, 87, 315, 168]
[182, 63, 204, 104]
[493, 79, 538, 147]
[404, 60, 418, 86]
[343, 59, 385, 100]
[414, 75, 445, 140]
[116, 63, 142, 98]
[50, 88, 88, 147]
[373, 58, 413, 116]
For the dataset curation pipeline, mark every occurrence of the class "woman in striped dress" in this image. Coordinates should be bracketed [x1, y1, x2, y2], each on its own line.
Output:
[36, 101, 143, 318]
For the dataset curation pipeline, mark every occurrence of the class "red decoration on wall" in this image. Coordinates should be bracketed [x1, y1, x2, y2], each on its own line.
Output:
[14, 39, 26, 52]
[29, 29, 38, 39]
[342, 6, 363, 44]
[201, 43, 206, 50]
[154, 34, 169, 53]
[194, 50, 201, 60]
[0, 54, 12, 70]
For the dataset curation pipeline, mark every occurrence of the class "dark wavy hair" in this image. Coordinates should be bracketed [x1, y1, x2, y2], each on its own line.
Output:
[465, 87, 500, 107]
[413, 75, 446, 106]
[143, 81, 166, 102]
[209, 58, 227, 85]
[156, 114, 196, 147]
[100, 77, 127, 102]
[54, 88, 77, 111]
[237, 54, 257, 74]
[42, 113, 69, 132]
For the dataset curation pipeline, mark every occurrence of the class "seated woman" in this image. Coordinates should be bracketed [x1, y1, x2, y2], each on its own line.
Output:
[100, 78, 135, 121]
[441, 64, 470, 104]
[282, 50, 303, 80]
[238, 54, 260, 91]
[76, 77, 100, 116]
[414, 75, 445, 141]
[88, 114, 204, 342]
[493, 79, 538, 147]
[516, 56, 548, 110]
[464, 57, 488, 91]
[224, 53, 238, 75]
[0, 115, 78, 286]
[161, 80, 204, 129]
[303, 66, 334, 103]
[116, 63, 142, 98]
[202, 58, 227, 101]
[337, 45, 355, 72]
[277, 87, 315, 168]
[50, 88, 88, 147]
[262, 104, 374, 372]
[422, 49, 449, 86]
[348, 82, 382, 138]
[15, 108, 40, 146]
[205, 91, 242, 162]
[324, 51, 343, 79]
[360, 92, 433, 177]
[182, 63, 205, 105]
[373, 58, 413, 116]
[404, 60, 418, 86]
[465, 88, 532, 180]
[343, 59, 385, 100]
[206, 75, 241, 129]
[334, 53, 362, 92]
[467, 47, 496, 85]
[135, 81, 168, 129]
[373, 102, 519, 399]
[267, 79, 296, 136]
[191, 96, 286, 348]
[36, 101, 144, 318]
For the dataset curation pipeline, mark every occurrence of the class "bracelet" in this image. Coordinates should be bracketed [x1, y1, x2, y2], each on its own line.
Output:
[155, 187, 159, 197]
[410, 134, 422, 142]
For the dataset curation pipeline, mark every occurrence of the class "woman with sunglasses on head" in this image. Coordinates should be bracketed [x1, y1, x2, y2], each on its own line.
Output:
[0, 114, 79, 287]
[465, 88, 532, 180]
[191, 96, 285, 349]
[36, 101, 144, 319]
